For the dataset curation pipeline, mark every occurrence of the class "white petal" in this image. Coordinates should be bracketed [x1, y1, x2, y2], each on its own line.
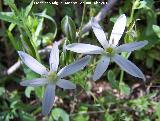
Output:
[57, 79, 76, 89]
[20, 78, 48, 87]
[49, 42, 59, 72]
[113, 54, 145, 80]
[42, 84, 55, 115]
[109, 14, 127, 46]
[66, 43, 103, 54]
[91, 18, 108, 48]
[115, 40, 148, 53]
[18, 51, 48, 75]
[93, 56, 110, 81]
[57, 55, 91, 78]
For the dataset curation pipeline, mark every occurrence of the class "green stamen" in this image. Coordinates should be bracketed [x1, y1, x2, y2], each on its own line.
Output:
[48, 72, 58, 84]
[103, 46, 115, 57]
[106, 47, 113, 53]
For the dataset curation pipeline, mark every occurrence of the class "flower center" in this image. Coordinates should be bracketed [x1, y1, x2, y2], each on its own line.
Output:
[104, 47, 115, 57]
[48, 72, 58, 84]
[106, 47, 113, 54]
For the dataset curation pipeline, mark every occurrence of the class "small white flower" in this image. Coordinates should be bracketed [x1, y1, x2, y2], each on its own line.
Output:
[66, 14, 148, 81]
[18, 42, 91, 115]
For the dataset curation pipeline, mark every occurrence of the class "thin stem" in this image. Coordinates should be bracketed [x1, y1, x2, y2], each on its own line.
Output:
[78, 0, 86, 43]
[129, 7, 135, 25]
[129, 0, 138, 25]
[119, 70, 124, 83]
[70, 110, 105, 117]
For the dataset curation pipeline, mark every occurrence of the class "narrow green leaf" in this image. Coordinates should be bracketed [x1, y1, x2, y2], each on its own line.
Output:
[35, 17, 44, 38]
[25, 0, 34, 17]
[7, 31, 20, 50]
[8, 23, 16, 31]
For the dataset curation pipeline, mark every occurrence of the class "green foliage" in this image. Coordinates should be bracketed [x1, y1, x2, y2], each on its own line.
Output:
[104, 112, 114, 121]
[107, 70, 119, 89]
[119, 81, 131, 95]
[152, 25, 160, 38]
[155, 103, 160, 121]
[73, 106, 89, 121]
[61, 16, 76, 42]
[50, 108, 70, 121]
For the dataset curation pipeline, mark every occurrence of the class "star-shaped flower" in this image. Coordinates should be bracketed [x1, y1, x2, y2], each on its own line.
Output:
[66, 14, 148, 81]
[18, 42, 91, 115]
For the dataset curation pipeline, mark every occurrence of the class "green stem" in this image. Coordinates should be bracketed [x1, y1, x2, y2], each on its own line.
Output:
[120, 70, 124, 83]
[129, 0, 138, 25]
[78, 0, 86, 43]
[129, 8, 135, 25]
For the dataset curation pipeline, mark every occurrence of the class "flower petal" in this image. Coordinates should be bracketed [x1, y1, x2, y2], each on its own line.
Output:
[113, 54, 145, 80]
[93, 56, 110, 81]
[57, 79, 76, 89]
[66, 43, 103, 54]
[49, 42, 59, 72]
[57, 55, 91, 78]
[18, 51, 48, 75]
[20, 78, 48, 87]
[109, 14, 127, 46]
[91, 18, 108, 48]
[115, 40, 148, 53]
[42, 84, 55, 115]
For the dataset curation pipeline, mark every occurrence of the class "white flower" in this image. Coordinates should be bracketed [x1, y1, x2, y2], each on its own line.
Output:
[66, 14, 148, 81]
[18, 42, 91, 115]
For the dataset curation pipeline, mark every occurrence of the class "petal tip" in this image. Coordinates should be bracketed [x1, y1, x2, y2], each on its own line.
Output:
[142, 75, 146, 81]
[144, 40, 148, 45]
[72, 85, 76, 89]
[121, 14, 126, 17]
[92, 77, 98, 81]
[17, 51, 25, 59]
[92, 74, 98, 81]
[42, 110, 49, 116]
[119, 14, 127, 23]
[120, 14, 126, 19]
[17, 51, 23, 56]
[20, 81, 26, 86]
